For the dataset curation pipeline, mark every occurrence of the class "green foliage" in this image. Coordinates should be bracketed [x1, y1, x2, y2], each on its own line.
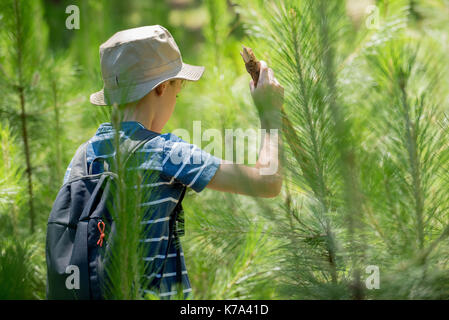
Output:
[0, 0, 49, 233]
[184, 191, 280, 299]
[0, 237, 46, 299]
[0, 123, 23, 236]
[235, 0, 449, 299]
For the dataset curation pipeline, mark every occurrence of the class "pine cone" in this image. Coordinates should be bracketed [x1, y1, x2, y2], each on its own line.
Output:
[240, 45, 261, 87]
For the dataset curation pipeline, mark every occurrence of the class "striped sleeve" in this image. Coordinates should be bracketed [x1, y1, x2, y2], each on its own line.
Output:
[157, 133, 221, 192]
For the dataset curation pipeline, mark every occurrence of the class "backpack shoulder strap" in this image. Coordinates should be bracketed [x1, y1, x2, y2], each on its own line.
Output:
[174, 186, 187, 237]
[68, 127, 158, 180]
[68, 142, 89, 180]
[172, 186, 187, 287]
[158, 186, 187, 289]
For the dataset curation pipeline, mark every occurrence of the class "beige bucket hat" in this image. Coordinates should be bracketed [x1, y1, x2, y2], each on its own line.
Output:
[90, 25, 205, 106]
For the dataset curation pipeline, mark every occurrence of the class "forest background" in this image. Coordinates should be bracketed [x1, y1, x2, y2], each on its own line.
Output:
[1, 0, 449, 299]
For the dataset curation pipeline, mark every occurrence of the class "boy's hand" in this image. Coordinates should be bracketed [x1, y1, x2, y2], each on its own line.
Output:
[250, 60, 284, 128]
[207, 63, 283, 198]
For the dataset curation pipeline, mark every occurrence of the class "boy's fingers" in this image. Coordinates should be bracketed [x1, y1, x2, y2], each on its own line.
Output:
[259, 63, 269, 87]
[268, 68, 275, 83]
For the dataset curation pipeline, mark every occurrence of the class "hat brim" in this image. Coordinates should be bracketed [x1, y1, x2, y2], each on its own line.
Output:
[89, 62, 205, 106]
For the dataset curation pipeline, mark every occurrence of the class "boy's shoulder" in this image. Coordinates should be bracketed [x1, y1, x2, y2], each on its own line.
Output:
[140, 131, 188, 150]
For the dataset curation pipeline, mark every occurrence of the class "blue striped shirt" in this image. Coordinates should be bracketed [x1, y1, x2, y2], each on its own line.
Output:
[63, 121, 221, 299]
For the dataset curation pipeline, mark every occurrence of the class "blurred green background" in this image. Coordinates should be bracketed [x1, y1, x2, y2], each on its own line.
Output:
[1, 0, 449, 299]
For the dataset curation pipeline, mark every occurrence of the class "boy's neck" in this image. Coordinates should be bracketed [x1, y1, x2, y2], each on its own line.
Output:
[123, 99, 161, 133]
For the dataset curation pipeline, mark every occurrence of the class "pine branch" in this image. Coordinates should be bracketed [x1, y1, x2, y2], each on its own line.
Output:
[13, 0, 35, 233]
[399, 81, 425, 249]
[316, 0, 366, 299]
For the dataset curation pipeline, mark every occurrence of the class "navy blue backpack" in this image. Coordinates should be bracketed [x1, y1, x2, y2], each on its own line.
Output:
[45, 128, 186, 299]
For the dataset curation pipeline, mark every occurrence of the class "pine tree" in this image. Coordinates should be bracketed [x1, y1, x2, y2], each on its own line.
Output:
[0, 123, 24, 237]
[234, 0, 449, 299]
[0, 0, 48, 233]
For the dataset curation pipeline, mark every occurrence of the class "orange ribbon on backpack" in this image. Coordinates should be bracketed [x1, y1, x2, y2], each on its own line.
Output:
[97, 221, 105, 247]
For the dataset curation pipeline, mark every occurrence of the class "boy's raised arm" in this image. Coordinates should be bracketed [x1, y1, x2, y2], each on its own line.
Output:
[207, 61, 284, 198]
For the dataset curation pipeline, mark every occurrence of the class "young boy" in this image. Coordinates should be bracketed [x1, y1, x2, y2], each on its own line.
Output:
[65, 25, 283, 298]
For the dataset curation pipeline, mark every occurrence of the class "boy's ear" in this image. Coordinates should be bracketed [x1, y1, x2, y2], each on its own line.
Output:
[155, 82, 167, 96]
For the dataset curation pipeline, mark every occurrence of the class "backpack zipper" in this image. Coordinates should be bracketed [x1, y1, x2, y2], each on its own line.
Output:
[96, 220, 106, 247]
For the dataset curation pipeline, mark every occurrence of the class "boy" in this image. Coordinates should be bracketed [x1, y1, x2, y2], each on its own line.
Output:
[65, 25, 283, 298]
